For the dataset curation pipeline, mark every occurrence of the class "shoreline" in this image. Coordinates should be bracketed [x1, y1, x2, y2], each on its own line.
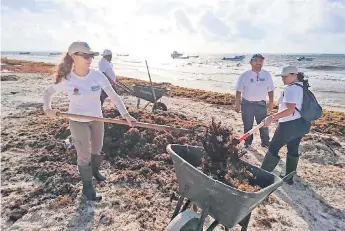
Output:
[1, 57, 345, 113]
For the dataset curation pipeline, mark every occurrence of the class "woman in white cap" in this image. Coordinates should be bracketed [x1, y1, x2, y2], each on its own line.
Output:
[260, 66, 311, 185]
[43, 41, 136, 201]
[98, 49, 117, 106]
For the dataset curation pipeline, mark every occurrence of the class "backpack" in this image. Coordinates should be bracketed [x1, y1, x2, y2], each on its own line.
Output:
[290, 83, 323, 121]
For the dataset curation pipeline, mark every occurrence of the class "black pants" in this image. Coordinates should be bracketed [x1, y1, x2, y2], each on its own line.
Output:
[241, 98, 269, 146]
[269, 118, 311, 157]
[100, 86, 118, 106]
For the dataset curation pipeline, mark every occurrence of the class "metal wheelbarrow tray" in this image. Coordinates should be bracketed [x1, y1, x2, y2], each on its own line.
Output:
[166, 144, 294, 231]
[116, 81, 169, 111]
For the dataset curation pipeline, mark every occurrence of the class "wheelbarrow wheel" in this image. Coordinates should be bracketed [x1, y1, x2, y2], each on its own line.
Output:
[165, 211, 200, 231]
[153, 102, 168, 111]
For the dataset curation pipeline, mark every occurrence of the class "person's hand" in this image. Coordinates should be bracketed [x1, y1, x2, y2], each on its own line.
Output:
[263, 115, 274, 127]
[123, 113, 137, 127]
[44, 109, 60, 118]
[235, 103, 241, 113]
[267, 102, 274, 111]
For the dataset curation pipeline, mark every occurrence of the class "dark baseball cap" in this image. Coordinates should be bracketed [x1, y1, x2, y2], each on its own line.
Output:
[251, 54, 265, 60]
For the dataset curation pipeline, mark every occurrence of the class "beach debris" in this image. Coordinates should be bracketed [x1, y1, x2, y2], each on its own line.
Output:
[1, 75, 19, 81]
[198, 118, 261, 192]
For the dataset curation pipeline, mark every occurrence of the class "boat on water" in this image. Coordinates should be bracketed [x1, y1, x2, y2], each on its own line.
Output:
[50, 52, 62, 55]
[117, 53, 129, 57]
[297, 56, 314, 61]
[188, 55, 199, 58]
[222, 55, 245, 61]
[19, 52, 31, 55]
[171, 51, 183, 59]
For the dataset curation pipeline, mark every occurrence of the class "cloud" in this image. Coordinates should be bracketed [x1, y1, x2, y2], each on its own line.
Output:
[1, 0, 345, 53]
[199, 11, 230, 38]
[174, 9, 197, 34]
[236, 21, 266, 40]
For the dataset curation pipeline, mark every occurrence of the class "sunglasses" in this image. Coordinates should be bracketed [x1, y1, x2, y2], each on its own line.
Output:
[74, 53, 95, 59]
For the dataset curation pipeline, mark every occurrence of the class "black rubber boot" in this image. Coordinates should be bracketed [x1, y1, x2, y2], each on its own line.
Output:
[260, 152, 280, 172]
[91, 154, 106, 181]
[284, 155, 299, 185]
[78, 164, 102, 201]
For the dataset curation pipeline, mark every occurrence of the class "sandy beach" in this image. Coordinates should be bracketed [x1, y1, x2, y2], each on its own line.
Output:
[1, 59, 345, 231]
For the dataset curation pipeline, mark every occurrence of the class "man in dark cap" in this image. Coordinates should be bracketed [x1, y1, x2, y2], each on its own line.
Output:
[234, 54, 274, 148]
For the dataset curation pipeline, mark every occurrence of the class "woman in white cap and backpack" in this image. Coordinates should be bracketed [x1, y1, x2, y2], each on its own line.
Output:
[43, 41, 136, 201]
[260, 66, 312, 185]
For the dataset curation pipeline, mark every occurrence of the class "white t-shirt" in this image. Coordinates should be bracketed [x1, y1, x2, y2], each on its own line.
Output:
[278, 82, 304, 123]
[98, 57, 116, 81]
[235, 69, 274, 101]
[49, 70, 122, 121]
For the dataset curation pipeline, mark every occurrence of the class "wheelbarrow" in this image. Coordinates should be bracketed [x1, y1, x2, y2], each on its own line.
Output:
[115, 81, 170, 111]
[165, 144, 294, 231]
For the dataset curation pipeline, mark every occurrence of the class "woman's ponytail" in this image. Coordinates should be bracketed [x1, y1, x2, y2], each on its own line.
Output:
[297, 72, 310, 88]
[54, 53, 73, 84]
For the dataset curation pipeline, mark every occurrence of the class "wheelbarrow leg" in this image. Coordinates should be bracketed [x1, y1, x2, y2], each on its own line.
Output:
[239, 212, 251, 231]
[180, 200, 191, 213]
[197, 207, 209, 231]
[171, 195, 185, 221]
[206, 220, 219, 231]
[143, 102, 150, 110]
[136, 98, 140, 109]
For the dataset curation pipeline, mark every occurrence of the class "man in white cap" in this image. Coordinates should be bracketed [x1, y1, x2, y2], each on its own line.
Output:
[98, 49, 117, 106]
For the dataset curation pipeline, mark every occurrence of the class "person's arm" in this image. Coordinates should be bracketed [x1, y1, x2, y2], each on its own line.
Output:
[235, 91, 242, 112]
[264, 86, 298, 126]
[98, 73, 136, 126]
[43, 80, 67, 117]
[102, 71, 116, 85]
[268, 91, 274, 111]
[267, 73, 275, 111]
[234, 74, 245, 113]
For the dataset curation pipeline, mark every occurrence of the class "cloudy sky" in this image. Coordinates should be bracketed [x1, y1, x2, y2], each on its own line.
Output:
[1, 0, 345, 54]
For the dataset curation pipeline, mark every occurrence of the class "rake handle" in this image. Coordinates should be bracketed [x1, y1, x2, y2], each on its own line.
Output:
[239, 122, 265, 142]
[56, 112, 190, 133]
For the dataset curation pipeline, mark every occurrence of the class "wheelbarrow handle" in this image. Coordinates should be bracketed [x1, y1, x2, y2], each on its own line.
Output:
[238, 122, 265, 142]
[56, 112, 191, 133]
[282, 171, 296, 182]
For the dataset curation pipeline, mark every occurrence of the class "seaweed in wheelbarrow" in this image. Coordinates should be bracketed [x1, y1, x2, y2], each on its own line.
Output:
[198, 118, 261, 192]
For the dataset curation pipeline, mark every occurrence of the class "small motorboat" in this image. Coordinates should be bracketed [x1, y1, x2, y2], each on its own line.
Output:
[49, 52, 62, 55]
[297, 56, 314, 61]
[171, 51, 183, 59]
[19, 52, 31, 55]
[222, 55, 245, 61]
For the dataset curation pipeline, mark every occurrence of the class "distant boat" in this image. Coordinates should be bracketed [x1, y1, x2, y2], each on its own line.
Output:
[171, 51, 183, 59]
[117, 53, 129, 57]
[222, 55, 245, 61]
[19, 52, 31, 55]
[49, 52, 62, 55]
[297, 56, 314, 61]
[188, 55, 199, 58]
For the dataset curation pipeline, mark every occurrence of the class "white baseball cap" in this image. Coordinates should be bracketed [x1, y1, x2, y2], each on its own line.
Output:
[67, 41, 99, 56]
[276, 65, 298, 77]
[101, 49, 112, 56]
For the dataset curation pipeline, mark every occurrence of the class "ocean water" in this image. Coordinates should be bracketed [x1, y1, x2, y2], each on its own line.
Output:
[2, 52, 345, 111]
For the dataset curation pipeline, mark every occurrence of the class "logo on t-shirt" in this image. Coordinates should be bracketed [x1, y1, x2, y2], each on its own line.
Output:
[73, 88, 80, 95]
[91, 85, 100, 91]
